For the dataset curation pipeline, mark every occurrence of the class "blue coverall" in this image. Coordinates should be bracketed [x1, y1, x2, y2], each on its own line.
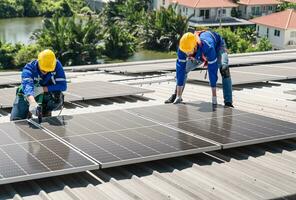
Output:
[10, 60, 67, 120]
[176, 31, 232, 104]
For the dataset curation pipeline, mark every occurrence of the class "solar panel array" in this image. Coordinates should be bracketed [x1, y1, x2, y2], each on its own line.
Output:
[0, 120, 97, 185]
[0, 102, 296, 185]
[39, 111, 218, 168]
[128, 102, 296, 148]
[188, 62, 296, 85]
[100, 52, 296, 74]
[0, 81, 153, 108]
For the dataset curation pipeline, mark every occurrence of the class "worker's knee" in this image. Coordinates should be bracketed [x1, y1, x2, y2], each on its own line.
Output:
[220, 65, 231, 78]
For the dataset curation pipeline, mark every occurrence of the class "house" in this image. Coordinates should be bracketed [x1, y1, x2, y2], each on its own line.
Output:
[250, 9, 296, 49]
[153, 0, 253, 27]
[237, 0, 281, 19]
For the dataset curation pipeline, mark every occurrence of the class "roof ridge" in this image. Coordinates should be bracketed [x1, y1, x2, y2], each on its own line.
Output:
[285, 9, 293, 29]
[194, 0, 201, 8]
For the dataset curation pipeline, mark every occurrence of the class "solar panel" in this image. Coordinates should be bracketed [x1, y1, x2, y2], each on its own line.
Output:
[99, 52, 296, 74]
[0, 75, 21, 86]
[101, 62, 175, 74]
[0, 88, 16, 108]
[0, 120, 98, 185]
[187, 70, 284, 85]
[128, 102, 296, 148]
[65, 81, 154, 101]
[188, 63, 296, 85]
[284, 90, 296, 96]
[39, 110, 219, 168]
[0, 81, 153, 108]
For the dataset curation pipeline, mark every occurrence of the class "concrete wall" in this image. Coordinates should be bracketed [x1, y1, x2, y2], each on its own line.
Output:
[152, 0, 170, 9]
[284, 29, 296, 49]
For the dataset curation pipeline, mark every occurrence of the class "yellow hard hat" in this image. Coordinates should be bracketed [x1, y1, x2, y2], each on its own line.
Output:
[38, 49, 56, 72]
[179, 32, 198, 53]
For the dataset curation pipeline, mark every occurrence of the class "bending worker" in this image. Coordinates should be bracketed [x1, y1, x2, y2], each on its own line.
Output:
[165, 31, 233, 107]
[10, 49, 67, 121]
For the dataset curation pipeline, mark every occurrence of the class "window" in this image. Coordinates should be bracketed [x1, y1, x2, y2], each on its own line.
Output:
[200, 9, 205, 17]
[274, 29, 280, 37]
[267, 28, 269, 38]
[223, 9, 226, 14]
[268, 6, 273, 11]
[257, 26, 259, 32]
[291, 31, 296, 38]
[252, 7, 255, 15]
[183, 7, 185, 12]
[263, 6, 266, 11]
[162, 0, 165, 5]
[186, 7, 188, 15]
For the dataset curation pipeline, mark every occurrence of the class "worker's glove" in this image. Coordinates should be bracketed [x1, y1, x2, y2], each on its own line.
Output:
[29, 101, 40, 116]
[173, 96, 183, 104]
[34, 87, 44, 97]
[212, 96, 217, 105]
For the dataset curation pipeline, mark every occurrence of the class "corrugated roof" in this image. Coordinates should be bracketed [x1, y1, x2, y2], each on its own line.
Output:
[1, 55, 296, 199]
[250, 9, 296, 29]
[238, 0, 281, 5]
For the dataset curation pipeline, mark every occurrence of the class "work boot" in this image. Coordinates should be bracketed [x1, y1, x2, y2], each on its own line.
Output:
[165, 94, 176, 104]
[224, 102, 234, 108]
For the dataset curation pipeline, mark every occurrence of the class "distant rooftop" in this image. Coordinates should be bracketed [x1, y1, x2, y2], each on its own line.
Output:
[250, 9, 296, 29]
[172, 0, 238, 8]
[238, 0, 281, 5]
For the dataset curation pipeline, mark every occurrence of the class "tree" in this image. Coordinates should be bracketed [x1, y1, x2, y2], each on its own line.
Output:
[32, 15, 103, 66]
[103, 23, 137, 59]
[141, 4, 190, 51]
[255, 37, 272, 51]
[0, 41, 21, 69]
[277, 2, 296, 11]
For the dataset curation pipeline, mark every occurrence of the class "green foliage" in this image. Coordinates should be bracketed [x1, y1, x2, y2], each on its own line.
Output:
[141, 5, 190, 51]
[32, 15, 103, 66]
[214, 27, 271, 53]
[104, 23, 137, 59]
[0, 0, 91, 18]
[14, 44, 41, 67]
[255, 37, 272, 51]
[0, 41, 21, 69]
[277, 2, 296, 11]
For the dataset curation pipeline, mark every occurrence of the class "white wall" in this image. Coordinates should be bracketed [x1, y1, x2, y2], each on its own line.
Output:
[182, 7, 233, 21]
[284, 29, 296, 49]
[153, 0, 170, 9]
[257, 25, 286, 49]
[239, 4, 277, 19]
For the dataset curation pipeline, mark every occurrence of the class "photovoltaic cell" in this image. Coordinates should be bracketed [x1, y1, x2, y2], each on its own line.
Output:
[128, 102, 296, 148]
[187, 62, 296, 85]
[0, 81, 153, 108]
[0, 120, 97, 185]
[39, 110, 219, 168]
[65, 81, 153, 101]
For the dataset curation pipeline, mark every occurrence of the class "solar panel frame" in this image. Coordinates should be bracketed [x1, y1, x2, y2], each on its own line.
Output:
[65, 81, 154, 101]
[0, 120, 99, 185]
[37, 111, 219, 168]
[128, 102, 296, 149]
[0, 81, 154, 108]
[99, 53, 296, 74]
[187, 62, 296, 85]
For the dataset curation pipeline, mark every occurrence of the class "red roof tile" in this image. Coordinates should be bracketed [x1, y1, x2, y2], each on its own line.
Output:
[238, 0, 281, 5]
[250, 9, 296, 29]
[173, 0, 238, 8]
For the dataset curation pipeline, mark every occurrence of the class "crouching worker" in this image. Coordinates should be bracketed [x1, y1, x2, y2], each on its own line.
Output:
[10, 49, 67, 121]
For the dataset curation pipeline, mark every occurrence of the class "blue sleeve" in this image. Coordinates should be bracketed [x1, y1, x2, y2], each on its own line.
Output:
[203, 43, 218, 88]
[176, 49, 187, 86]
[21, 63, 35, 96]
[47, 61, 67, 92]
